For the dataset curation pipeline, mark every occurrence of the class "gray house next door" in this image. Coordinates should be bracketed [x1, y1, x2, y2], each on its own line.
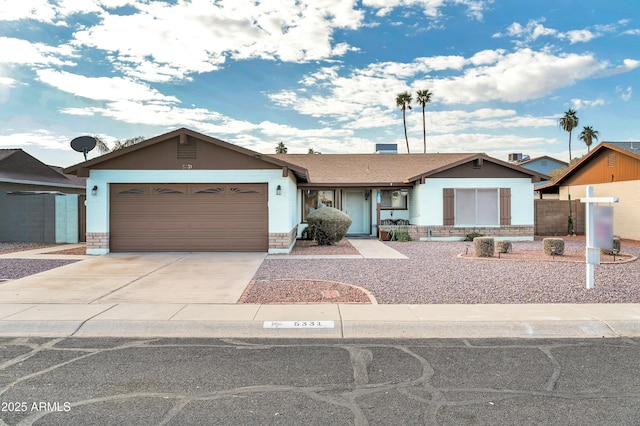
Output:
[343, 190, 370, 235]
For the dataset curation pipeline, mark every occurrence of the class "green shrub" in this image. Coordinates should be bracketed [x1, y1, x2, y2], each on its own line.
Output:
[391, 230, 411, 242]
[543, 238, 565, 256]
[306, 207, 352, 245]
[473, 237, 494, 257]
[465, 231, 484, 241]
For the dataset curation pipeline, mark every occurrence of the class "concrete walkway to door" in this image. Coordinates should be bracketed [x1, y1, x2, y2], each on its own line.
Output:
[0, 251, 266, 304]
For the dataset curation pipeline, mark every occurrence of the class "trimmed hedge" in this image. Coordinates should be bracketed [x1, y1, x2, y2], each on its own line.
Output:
[543, 238, 565, 256]
[473, 237, 494, 257]
[496, 240, 512, 253]
[306, 207, 352, 245]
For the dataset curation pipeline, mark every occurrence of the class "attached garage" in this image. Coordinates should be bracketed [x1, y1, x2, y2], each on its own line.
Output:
[110, 183, 268, 252]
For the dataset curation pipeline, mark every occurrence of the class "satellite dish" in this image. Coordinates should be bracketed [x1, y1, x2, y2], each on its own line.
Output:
[70, 136, 97, 161]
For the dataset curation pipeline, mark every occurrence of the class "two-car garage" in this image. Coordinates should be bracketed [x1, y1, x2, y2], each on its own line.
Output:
[109, 183, 268, 252]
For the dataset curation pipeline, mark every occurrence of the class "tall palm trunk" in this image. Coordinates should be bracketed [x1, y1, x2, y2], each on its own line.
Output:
[403, 108, 410, 154]
[421, 107, 426, 153]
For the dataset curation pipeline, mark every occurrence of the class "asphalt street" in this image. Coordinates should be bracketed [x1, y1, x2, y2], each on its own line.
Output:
[1, 337, 639, 425]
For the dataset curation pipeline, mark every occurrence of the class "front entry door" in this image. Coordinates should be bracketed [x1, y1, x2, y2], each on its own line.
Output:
[343, 190, 370, 235]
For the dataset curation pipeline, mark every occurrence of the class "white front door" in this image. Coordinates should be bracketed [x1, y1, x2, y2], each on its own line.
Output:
[343, 190, 370, 234]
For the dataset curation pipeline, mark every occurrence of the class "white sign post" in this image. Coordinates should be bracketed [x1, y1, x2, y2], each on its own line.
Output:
[580, 185, 618, 289]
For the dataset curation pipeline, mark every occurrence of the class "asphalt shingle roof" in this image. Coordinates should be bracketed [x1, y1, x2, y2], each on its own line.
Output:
[267, 153, 485, 185]
[0, 149, 86, 187]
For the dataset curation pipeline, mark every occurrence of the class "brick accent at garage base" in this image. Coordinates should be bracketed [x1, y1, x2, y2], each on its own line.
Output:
[379, 225, 535, 240]
[269, 226, 298, 250]
[86, 232, 109, 250]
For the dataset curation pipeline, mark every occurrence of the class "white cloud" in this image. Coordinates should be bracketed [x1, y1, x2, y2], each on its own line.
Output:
[432, 49, 606, 104]
[561, 29, 596, 44]
[0, 130, 70, 150]
[36, 69, 179, 102]
[571, 98, 605, 110]
[362, 0, 491, 20]
[427, 132, 557, 157]
[0, 37, 76, 66]
[622, 29, 640, 35]
[616, 86, 632, 101]
[495, 19, 625, 46]
[70, 0, 365, 82]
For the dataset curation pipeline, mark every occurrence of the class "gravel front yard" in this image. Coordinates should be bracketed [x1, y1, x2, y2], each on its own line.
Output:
[251, 240, 640, 304]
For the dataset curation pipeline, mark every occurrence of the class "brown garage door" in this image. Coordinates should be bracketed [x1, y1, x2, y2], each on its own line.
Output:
[110, 183, 268, 252]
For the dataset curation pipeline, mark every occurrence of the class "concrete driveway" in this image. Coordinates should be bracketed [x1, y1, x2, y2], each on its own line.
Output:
[0, 252, 266, 304]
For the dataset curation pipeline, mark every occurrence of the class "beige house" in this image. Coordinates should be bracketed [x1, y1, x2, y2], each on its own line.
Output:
[538, 142, 640, 240]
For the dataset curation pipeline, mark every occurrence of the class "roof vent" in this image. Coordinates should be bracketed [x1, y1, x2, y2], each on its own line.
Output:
[375, 143, 398, 154]
[177, 137, 197, 159]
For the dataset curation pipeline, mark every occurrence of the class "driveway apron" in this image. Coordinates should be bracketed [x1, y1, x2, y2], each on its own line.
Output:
[0, 252, 266, 304]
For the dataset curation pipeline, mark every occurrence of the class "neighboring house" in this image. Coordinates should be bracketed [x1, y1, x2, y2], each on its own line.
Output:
[538, 142, 640, 240]
[63, 128, 548, 255]
[516, 155, 568, 193]
[0, 149, 86, 243]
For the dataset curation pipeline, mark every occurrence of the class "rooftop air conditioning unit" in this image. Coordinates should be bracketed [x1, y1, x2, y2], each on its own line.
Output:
[508, 153, 523, 162]
[375, 143, 398, 154]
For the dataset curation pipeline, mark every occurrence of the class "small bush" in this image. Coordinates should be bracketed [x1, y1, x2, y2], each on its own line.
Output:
[391, 230, 411, 242]
[306, 207, 352, 245]
[465, 231, 484, 241]
[601, 236, 621, 255]
[473, 237, 494, 257]
[496, 240, 512, 253]
[543, 238, 565, 256]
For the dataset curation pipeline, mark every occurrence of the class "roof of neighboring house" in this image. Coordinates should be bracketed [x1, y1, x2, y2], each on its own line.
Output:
[516, 155, 568, 167]
[537, 142, 640, 191]
[267, 152, 547, 186]
[0, 149, 86, 188]
[606, 141, 640, 156]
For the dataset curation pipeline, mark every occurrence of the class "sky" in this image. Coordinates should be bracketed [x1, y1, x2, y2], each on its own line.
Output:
[1, 0, 639, 168]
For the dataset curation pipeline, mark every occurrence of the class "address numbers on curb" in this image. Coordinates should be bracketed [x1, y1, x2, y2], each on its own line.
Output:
[263, 321, 335, 329]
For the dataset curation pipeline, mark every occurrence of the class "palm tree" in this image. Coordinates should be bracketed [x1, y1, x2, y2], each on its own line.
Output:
[415, 89, 433, 153]
[395, 91, 412, 153]
[275, 141, 288, 154]
[579, 126, 599, 152]
[558, 109, 579, 161]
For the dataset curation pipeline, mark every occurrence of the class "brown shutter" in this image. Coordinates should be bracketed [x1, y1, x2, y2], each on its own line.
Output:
[500, 188, 511, 225]
[443, 188, 455, 225]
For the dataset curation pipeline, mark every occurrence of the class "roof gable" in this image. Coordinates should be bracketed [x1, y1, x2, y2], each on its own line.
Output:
[64, 128, 309, 180]
[540, 142, 640, 188]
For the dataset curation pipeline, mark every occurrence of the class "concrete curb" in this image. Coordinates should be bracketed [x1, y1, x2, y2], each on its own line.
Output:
[1, 303, 639, 339]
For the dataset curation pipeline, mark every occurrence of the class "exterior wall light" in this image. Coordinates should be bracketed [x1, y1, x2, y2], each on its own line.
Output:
[276, 185, 282, 195]
[400, 188, 409, 197]
[91, 185, 98, 196]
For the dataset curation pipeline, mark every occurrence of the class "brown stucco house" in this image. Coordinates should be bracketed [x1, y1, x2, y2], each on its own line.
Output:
[63, 128, 547, 254]
[537, 142, 640, 240]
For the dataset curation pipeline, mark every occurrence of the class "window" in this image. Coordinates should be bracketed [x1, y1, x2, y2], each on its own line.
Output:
[302, 190, 335, 221]
[454, 188, 499, 226]
[380, 190, 407, 209]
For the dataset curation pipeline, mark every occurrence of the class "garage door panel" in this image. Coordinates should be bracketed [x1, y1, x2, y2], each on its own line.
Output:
[110, 183, 268, 251]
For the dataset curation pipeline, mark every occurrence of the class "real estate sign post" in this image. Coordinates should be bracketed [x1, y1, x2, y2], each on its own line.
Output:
[581, 185, 618, 290]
